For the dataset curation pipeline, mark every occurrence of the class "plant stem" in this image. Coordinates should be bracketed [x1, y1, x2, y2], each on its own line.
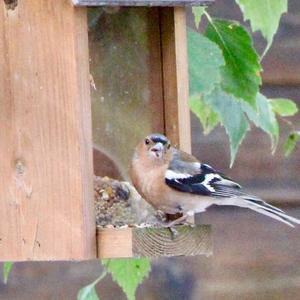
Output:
[92, 269, 107, 286]
[261, 43, 271, 61]
[279, 116, 296, 132]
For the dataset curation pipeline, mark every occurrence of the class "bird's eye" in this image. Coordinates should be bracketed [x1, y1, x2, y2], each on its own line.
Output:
[145, 139, 150, 145]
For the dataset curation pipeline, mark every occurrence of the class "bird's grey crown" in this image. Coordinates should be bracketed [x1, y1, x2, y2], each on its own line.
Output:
[149, 133, 169, 145]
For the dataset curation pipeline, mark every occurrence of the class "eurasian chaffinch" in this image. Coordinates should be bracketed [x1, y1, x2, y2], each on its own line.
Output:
[130, 133, 300, 227]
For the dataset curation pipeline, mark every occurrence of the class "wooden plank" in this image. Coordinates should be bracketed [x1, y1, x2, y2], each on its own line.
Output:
[97, 228, 133, 258]
[97, 225, 212, 258]
[148, 8, 166, 134]
[160, 7, 191, 153]
[74, 0, 213, 7]
[0, 0, 96, 261]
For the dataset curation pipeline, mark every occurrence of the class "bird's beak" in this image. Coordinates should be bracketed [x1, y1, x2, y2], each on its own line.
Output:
[150, 142, 164, 158]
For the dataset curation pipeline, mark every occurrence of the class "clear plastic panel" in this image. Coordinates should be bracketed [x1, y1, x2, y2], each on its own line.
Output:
[88, 7, 164, 179]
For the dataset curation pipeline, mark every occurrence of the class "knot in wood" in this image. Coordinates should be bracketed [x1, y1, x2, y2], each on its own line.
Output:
[3, 0, 18, 10]
[15, 159, 25, 175]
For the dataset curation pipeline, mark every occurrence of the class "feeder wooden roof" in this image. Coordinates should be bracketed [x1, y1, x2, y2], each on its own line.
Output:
[73, 0, 213, 6]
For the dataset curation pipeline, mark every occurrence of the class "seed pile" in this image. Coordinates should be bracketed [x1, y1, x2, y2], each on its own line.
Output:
[94, 176, 137, 227]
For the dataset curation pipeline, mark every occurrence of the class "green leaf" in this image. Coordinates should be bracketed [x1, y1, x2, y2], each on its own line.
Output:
[102, 258, 151, 300]
[189, 95, 219, 135]
[192, 6, 206, 28]
[283, 131, 300, 157]
[270, 98, 299, 117]
[3, 262, 13, 284]
[204, 18, 262, 108]
[236, 0, 287, 56]
[203, 88, 249, 165]
[242, 93, 279, 148]
[188, 28, 225, 96]
[77, 284, 100, 300]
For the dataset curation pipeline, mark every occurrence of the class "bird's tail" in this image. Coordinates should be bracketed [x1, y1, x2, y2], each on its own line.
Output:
[217, 195, 300, 227]
[243, 196, 300, 227]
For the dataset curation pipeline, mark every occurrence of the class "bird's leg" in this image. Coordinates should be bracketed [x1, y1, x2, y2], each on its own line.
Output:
[165, 214, 189, 240]
[153, 211, 188, 239]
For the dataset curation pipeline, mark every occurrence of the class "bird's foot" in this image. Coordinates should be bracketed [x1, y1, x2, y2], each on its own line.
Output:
[164, 214, 189, 240]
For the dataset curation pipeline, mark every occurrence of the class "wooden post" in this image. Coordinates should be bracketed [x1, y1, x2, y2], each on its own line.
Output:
[0, 0, 95, 261]
[160, 7, 191, 153]
[160, 7, 195, 224]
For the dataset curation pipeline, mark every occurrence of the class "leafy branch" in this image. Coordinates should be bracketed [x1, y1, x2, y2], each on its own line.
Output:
[235, 0, 288, 59]
[77, 258, 151, 300]
[270, 98, 300, 156]
[190, 3, 299, 165]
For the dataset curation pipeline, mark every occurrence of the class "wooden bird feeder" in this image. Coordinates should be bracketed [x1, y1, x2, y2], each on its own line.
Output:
[0, 0, 213, 261]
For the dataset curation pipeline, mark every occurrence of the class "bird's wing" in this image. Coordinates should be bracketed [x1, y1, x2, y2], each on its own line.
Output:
[165, 150, 240, 196]
[165, 149, 300, 227]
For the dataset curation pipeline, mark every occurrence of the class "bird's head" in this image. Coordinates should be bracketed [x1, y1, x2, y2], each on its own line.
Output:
[136, 133, 171, 161]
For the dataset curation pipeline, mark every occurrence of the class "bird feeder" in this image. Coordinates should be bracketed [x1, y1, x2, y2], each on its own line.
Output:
[0, 0, 212, 261]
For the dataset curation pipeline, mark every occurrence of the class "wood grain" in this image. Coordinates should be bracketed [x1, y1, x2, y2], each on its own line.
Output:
[160, 7, 191, 153]
[97, 225, 212, 258]
[97, 227, 133, 258]
[132, 225, 212, 257]
[73, 0, 213, 7]
[0, 0, 95, 261]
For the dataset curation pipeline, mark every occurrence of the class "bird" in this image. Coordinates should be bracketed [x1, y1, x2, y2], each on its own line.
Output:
[130, 133, 300, 228]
